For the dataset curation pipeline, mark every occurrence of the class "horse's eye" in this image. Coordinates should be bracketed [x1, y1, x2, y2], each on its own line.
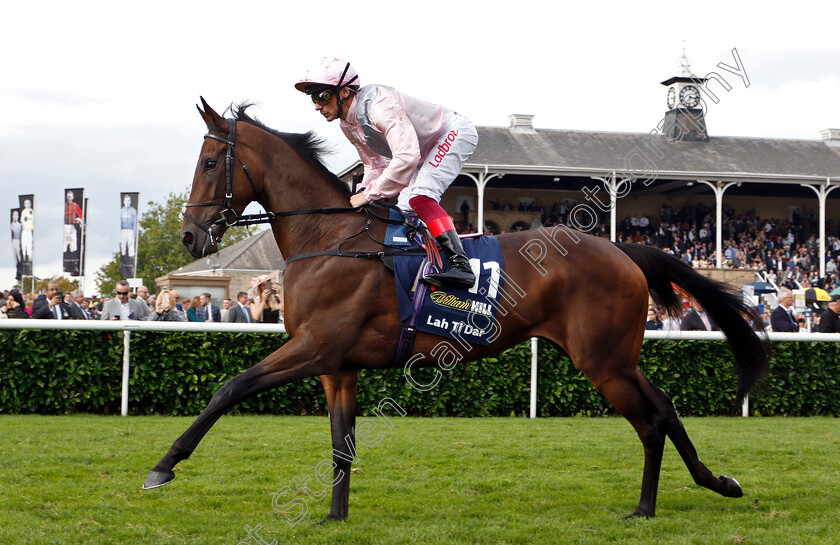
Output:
[204, 159, 218, 171]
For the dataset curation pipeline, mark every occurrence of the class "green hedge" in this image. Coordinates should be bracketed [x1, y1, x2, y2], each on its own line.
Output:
[1, 330, 838, 416]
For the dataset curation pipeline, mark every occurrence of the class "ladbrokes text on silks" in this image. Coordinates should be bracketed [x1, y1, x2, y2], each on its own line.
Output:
[427, 130, 459, 168]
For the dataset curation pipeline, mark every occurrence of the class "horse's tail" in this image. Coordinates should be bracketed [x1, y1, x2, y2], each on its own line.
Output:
[615, 242, 769, 404]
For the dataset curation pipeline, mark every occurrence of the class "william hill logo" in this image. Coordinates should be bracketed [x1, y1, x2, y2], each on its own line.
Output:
[429, 291, 493, 316]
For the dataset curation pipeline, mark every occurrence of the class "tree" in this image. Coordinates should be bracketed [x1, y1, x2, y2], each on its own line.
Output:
[94, 190, 254, 294]
[13, 275, 79, 294]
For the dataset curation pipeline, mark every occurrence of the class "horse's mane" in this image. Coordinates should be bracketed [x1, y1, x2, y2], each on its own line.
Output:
[230, 102, 350, 197]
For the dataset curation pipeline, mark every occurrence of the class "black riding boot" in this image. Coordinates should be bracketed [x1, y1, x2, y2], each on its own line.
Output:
[421, 230, 476, 289]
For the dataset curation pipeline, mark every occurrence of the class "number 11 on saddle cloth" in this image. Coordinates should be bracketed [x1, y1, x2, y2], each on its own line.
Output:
[386, 210, 505, 347]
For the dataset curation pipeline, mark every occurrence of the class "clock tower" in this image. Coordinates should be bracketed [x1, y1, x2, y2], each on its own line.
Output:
[660, 52, 709, 142]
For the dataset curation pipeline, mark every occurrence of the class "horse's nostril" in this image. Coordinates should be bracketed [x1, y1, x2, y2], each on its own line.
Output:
[182, 231, 193, 245]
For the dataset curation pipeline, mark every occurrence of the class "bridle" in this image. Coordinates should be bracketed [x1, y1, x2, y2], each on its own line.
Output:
[180, 118, 261, 246]
[180, 116, 425, 263]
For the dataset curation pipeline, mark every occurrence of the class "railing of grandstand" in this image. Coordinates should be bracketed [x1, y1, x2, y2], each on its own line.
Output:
[2, 320, 840, 418]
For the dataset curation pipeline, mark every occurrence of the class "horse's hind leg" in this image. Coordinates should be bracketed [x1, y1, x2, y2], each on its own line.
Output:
[318, 369, 359, 523]
[637, 375, 744, 498]
[591, 368, 668, 518]
[584, 362, 743, 518]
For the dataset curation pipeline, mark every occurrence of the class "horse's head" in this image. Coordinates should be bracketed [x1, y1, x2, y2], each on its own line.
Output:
[181, 97, 260, 258]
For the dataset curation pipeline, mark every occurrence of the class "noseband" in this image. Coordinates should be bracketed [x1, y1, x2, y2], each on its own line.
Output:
[180, 118, 259, 246]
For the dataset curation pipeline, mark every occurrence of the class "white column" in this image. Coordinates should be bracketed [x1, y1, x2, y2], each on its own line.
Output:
[121, 330, 131, 416]
[801, 180, 840, 277]
[530, 337, 538, 419]
[609, 172, 618, 242]
[462, 169, 502, 234]
[715, 185, 723, 268]
[477, 174, 486, 234]
[696, 180, 737, 268]
[820, 188, 826, 278]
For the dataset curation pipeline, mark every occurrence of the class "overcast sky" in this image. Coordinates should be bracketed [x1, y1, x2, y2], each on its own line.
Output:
[2, 0, 839, 293]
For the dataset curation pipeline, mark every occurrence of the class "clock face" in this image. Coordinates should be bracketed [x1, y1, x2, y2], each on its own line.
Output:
[680, 85, 700, 108]
[667, 87, 676, 109]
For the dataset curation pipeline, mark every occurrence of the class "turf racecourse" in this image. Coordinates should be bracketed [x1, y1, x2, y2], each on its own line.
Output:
[1, 416, 837, 545]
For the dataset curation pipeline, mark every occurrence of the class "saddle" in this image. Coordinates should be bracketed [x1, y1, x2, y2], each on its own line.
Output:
[383, 208, 505, 367]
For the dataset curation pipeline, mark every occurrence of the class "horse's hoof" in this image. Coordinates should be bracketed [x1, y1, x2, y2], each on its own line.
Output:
[142, 469, 176, 490]
[718, 475, 743, 498]
[315, 514, 347, 525]
[621, 509, 654, 520]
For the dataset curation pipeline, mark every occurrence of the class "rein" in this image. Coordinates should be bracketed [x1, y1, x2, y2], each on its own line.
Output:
[282, 204, 428, 264]
[181, 116, 427, 262]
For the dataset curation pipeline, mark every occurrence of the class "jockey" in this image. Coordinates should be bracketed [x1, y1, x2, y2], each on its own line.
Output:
[295, 57, 477, 289]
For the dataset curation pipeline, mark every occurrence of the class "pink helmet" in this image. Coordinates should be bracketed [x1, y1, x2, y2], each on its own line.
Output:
[294, 57, 360, 93]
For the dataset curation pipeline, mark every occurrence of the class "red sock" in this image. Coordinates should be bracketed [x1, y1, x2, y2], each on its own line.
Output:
[409, 196, 454, 238]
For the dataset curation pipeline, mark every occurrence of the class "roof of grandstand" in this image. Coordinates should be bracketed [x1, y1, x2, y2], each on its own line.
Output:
[466, 125, 840, 182]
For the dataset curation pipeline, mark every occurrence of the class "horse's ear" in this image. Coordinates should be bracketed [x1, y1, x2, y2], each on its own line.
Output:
[196, 102, 212, 129]
[197, 96, 226, 132]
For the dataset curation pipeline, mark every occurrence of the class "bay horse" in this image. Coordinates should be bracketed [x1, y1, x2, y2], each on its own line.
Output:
[143, 98, 768, 521]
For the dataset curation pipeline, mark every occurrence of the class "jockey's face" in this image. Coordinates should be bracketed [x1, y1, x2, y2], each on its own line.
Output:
[313, 87, 351, 122]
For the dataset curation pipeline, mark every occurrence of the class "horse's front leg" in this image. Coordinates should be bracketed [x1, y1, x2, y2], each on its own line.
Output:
[143, 332, 342, 489]
[317, 369, 359, 523]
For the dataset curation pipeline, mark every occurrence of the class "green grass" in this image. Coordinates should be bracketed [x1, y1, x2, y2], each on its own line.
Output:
[1, 415, 838, 544]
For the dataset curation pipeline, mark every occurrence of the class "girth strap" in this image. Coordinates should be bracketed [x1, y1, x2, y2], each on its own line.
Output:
[393, 261, 434, 368]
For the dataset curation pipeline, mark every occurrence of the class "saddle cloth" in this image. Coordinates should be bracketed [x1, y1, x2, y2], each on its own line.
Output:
[385, 210, 505, 346]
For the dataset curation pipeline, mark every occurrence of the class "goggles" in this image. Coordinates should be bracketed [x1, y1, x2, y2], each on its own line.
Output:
[309, 88, 335, 106]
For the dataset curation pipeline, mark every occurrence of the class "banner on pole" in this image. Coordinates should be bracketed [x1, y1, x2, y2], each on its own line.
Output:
[18, 194, 34, 277]
[10, 208, 22, 281]
[119, 192, 140, 279]
[62, 188, 85, 277]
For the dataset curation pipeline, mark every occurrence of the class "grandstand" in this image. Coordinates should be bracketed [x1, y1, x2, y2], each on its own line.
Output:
[338, 55, 840, 298]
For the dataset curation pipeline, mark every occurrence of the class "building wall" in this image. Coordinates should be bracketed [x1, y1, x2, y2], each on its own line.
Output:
[155, 270, 281, 306]
[227, 272, 264, 298]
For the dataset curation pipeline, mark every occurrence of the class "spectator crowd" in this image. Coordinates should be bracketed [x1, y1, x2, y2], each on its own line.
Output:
[463, 200, 840, 293]
[0, 273, 285, 325]
[612, 203, 839, 293]
[645, 288, 840, 334]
